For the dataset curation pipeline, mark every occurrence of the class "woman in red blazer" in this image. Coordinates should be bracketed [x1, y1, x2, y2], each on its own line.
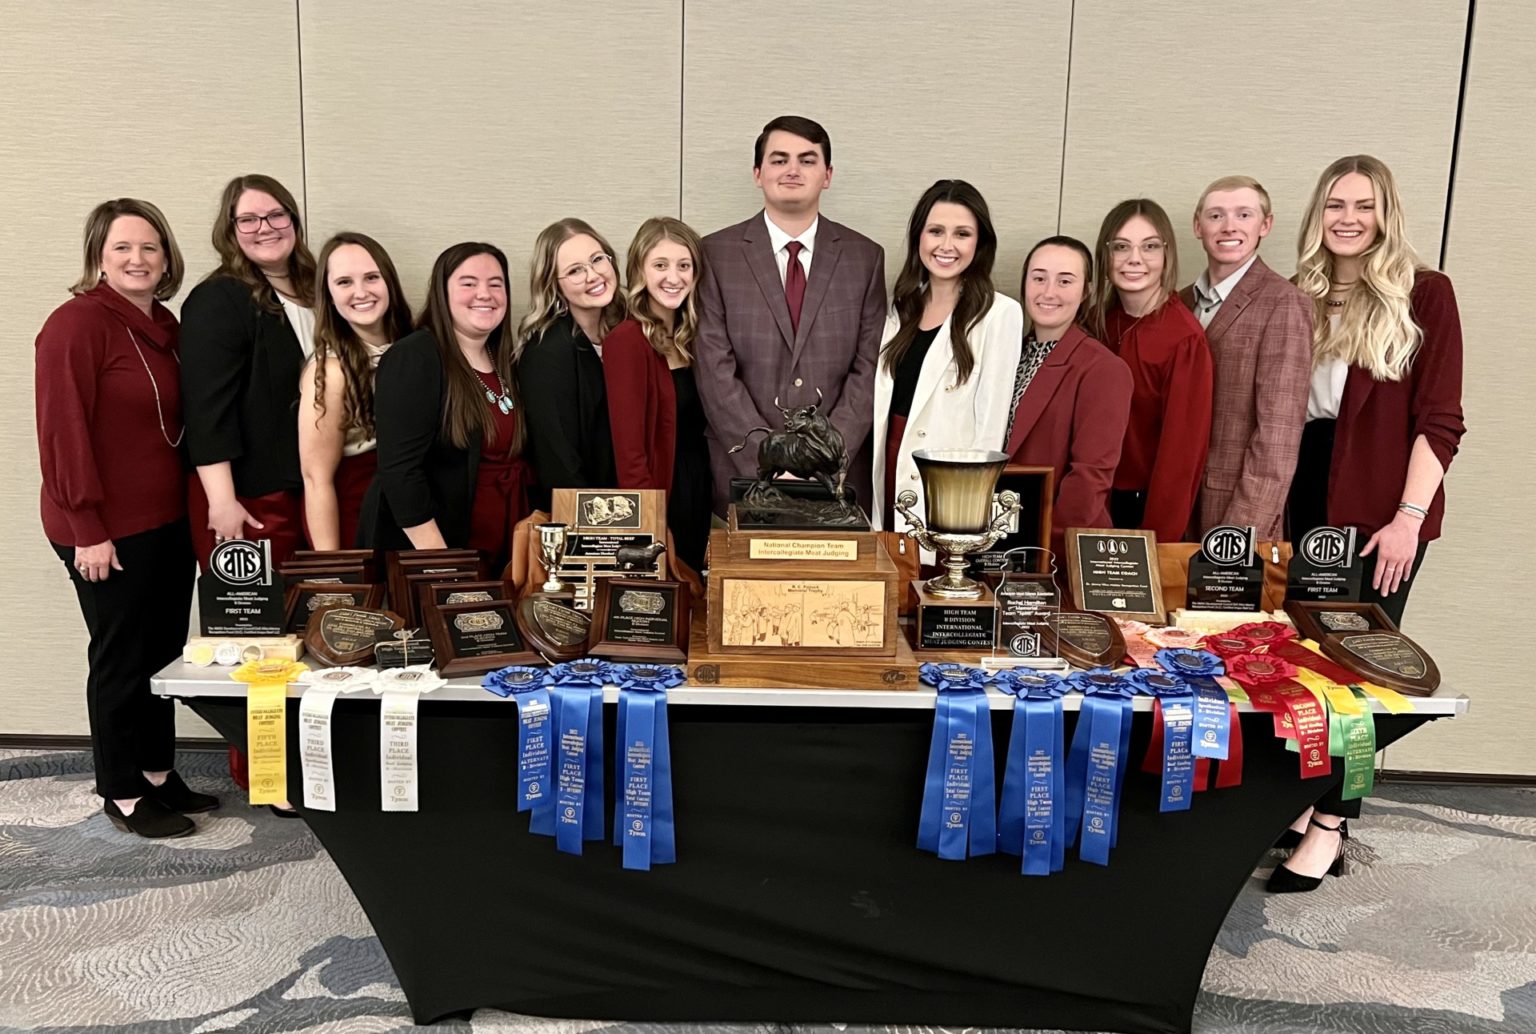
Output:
[1089, 200, 1213, 543]
[603, 217, 713, 571]
[1004, 236, 1133, 569]
[1275, 155, 1466, 894]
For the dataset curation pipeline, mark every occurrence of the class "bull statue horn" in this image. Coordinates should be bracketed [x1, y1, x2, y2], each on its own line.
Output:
[815, 387, 824, 403]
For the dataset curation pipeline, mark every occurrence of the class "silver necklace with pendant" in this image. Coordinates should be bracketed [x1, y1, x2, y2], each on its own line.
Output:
[482, 369, 514, 414]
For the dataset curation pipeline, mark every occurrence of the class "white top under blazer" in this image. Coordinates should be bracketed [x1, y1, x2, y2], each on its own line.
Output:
[871, 292, 1024, 555]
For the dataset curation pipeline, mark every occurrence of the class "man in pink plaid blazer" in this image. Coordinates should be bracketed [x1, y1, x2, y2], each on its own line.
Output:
[1181, 176, 1313, 540]
[694, 115, 887, 516]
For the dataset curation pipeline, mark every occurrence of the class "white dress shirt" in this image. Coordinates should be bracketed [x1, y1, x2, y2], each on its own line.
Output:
[763, 211, 817, 286]
[1190, 254, 1259, 328]
[1307, 315, 1349, 420]
[280, 295, 316, 360]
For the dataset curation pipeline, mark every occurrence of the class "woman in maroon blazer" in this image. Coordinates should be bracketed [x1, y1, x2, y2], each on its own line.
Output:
[1004, 236, 1133, 568]
[36, 199, 215, 839]
[1275, 155, 1466, 894]
[603, 217, 712, 572]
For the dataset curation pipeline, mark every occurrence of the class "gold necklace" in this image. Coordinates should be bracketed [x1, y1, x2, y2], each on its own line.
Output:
[127, 328, 185, 447]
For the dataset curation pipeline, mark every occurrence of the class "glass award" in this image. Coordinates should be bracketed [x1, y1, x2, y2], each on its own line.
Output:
[988, 547, 1065, 670]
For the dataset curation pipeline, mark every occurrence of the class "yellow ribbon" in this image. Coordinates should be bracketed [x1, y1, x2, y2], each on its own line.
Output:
[1293, 668, 1363, 715]
[1296, 640, 1413, 713]
[232, 659, 309, 806]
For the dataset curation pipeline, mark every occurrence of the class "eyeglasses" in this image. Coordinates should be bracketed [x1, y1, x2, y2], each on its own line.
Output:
[559, 253, 612, 282]
[234, 210, 293, 235]
[1108, 239, 1165, 258]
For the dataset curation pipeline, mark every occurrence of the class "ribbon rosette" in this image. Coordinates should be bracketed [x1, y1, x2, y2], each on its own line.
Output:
[1061, 669, 1133, 865]
[295, 666, 377, 693]
[994, 670, 1067, 874]
[1127, 669, 1199, 812]
[1224, 653, 1298, 684]
[1200, 633, 1259, 660]
[918, 662, 988, 692]
[549, 658, 617, 687]
[373, 665, 446, 694]
[1231, 621, 1297, 644]
[230, 658, 310, 686]
[482, 665, 549, 698]
[613, 664, 680, 870]
[917, 665, 996, 860]
[613, 663, 686, 691]
[1225, 653, 1331, 780]
[1144, 626, 1207, 651]
[1148, 648, 1241, 790]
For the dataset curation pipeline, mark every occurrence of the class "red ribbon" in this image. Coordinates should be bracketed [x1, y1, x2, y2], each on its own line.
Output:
[1143, 697, 1245, 790]
[1225, 654, 1331, 780]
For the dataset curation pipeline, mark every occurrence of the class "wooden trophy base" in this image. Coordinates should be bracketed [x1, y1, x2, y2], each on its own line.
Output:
[686, 611, 920, 690]
[907, 580, 998, 653]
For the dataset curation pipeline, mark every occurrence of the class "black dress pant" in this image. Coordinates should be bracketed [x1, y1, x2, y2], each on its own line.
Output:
[52, 519, 195, 800]
[1287, 419, 1430, 818]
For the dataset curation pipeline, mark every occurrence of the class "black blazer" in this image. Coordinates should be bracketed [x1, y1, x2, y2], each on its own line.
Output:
[517, 314, 616, 510]
[358, 329, 480, 550]
[179, 275, 307, 497]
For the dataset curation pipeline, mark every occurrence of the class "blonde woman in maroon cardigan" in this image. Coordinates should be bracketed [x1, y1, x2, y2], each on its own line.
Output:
[35, 199, 216, 839]
[1275, 155, 1466, 894]
[602, 216, 712, 572]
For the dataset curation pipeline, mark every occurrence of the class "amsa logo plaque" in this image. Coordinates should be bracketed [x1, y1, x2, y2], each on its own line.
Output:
[1200, 525, 1255, 567]
[209, 539, 272, 586]
[1301, 526, 1356, 568]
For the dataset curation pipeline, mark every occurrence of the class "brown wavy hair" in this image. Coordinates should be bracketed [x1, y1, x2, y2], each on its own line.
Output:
[308, 232, 412, 441]
[1088, 198, 1180, 340]
[419, 242, 523, 453]
[623, 217, 705, 362]
[71, 198, 185, 300]
[207, 173, 317, 311]
[881, 179, 998, 385]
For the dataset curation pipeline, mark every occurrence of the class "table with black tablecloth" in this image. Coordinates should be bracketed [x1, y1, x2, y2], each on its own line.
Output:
[154, 663, 1463, 1032]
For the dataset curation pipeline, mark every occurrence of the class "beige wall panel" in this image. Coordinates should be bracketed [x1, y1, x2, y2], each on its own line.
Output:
[1384, 2, 1536, 776]
[681, 0, 1071, 295]
[298, 0, 682, 312]
[0, 2, 303, 737]
[1058, 1, 1464, 279]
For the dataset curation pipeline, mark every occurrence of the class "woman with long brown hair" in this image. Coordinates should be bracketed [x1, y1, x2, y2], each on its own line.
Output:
[181, 173, 318, 566]
[299, 233, 411, 550]
[871, 179, 1022, 539]
[359, 242, 528, 569]
[1088, 198, 1213, 543]
[602, 216, 713, 571]
[37, 199, 213, 838]
[1272, 155, 1465, 893]
[516, 218, 625, 510]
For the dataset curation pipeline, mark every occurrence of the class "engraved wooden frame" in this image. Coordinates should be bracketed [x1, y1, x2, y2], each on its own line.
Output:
[589, 577, 690, 663]
[304, 604, 405, 666]
[425, 598, 539, 677]
[283, 582, 385, 635]
[1064, 527, 1165, 624]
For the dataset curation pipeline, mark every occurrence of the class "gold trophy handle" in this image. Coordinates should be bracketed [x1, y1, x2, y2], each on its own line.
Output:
[893, 490, 934, 550]
[979, 489, 1023, 550]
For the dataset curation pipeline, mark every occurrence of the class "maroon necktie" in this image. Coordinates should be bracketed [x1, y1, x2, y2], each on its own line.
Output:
[784, 240, 806, 335]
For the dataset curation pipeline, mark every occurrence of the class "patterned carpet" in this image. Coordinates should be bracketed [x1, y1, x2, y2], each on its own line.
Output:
[1, 747, 1532, 1034]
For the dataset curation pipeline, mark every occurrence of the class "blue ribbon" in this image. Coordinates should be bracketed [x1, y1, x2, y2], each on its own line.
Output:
[483, 666, 555, 822]
[548, 684, 605, 854]
[1128, 669, 1195, 812]
[993, 670, 1067, 876]
[549, 658, 618, 688]
[1063, 669, 1134, 865]
[917, 665, 996, 860]
[1153, 649, 1231, 761]
[613, 666, 677, 871]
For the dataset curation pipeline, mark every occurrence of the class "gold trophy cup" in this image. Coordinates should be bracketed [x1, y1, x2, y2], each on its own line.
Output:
[895, 449, 1020, 649]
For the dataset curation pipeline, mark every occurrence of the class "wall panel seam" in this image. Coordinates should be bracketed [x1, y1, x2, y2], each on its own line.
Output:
[1439, 0, 1477, 270]
[296, 0, 309, 215]
[1055, 0, 1076, 234]
[679, 0, 685, 219]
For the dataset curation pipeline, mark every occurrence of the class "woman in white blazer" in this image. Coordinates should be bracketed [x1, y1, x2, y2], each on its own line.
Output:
[872, 179, 1023, 555]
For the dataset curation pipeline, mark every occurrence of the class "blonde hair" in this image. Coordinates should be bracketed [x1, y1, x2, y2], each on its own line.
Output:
[516, 218, 625, 352]
[1193, 175, 1272, 220]
[1088, 198, 1180, 340]
[623, 217, 705, 362]
[72, 198, 184, 299]
[1296, 155, 1423, 381]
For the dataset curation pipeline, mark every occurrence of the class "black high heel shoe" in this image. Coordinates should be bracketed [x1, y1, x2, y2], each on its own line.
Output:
[1267, 816, 1348, 893]
[1273, 816, 1349, 851]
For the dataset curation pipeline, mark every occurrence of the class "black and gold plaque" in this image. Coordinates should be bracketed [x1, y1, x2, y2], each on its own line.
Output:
[284, 582, 384, 635]
[304, 605, 404, 666]
[1064, 528, 1164, 624]
[589, 578, 690, 663]
[426, 599, 538, 677]
[1284, 600, 1440, 696]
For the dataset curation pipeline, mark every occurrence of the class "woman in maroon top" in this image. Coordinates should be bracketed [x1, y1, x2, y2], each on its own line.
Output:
[602, 216, 713, 572]
[1004, 235, 1133, 567]
[181, 174, 318, 568]
[299, 233, 411, 550]
[1274, 156, 1466, 893]
[36, 199, 215, 839]
[1089, 199, 1213, 543]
